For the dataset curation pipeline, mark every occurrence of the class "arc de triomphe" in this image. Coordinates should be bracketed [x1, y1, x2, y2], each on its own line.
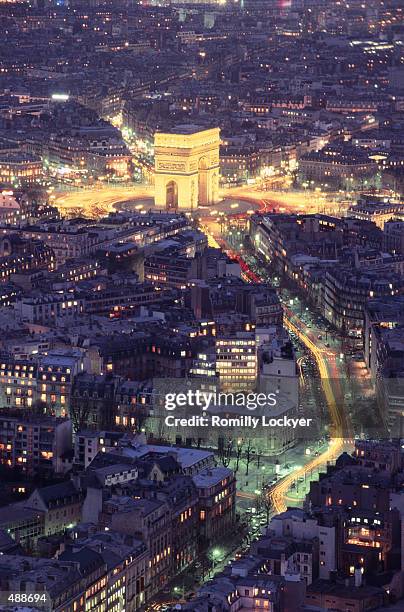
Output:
[154, 125, 220, 211]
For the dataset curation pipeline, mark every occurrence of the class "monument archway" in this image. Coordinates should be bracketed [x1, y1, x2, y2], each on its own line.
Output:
[166, 180, 178, 211]
[154, 126, 220, 210]
[198, 156, 209, 206]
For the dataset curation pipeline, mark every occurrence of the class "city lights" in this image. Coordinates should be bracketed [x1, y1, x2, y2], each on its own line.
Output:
[0, 0, 402, 610]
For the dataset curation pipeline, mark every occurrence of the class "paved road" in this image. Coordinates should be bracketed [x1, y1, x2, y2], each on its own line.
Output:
[212, 235, 353, 514]
[53, 185, 154, 218]
[53, 182, 338, 220]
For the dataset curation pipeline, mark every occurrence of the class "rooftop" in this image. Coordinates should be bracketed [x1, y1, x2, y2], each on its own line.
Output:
[193, 466, 233, 488]
[121, 444, 214, 470]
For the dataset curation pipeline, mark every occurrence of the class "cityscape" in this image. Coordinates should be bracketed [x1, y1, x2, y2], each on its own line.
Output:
[0, 0, 403, 611]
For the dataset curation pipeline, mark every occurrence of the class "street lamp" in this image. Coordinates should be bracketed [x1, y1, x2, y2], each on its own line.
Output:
[211, 547, 223, 561]
[209, 547, 224, 573]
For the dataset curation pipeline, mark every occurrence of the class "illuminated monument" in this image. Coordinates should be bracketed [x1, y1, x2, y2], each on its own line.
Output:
[154, 125, 220, 210]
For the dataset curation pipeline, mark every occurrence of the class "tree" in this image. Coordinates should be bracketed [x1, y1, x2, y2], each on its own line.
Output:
[258, 490, 273, 527]
[219, 438, 233, 467]
[155, 413, 168, 441]
[244, 439, 254, 476]
[70, 398, 92, 433]
[235, 438, 244, 472]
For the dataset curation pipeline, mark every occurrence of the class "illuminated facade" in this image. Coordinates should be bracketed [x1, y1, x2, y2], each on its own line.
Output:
[216, 333, 257, 391]
[0, 154, 42, 186]
[0, 414, 72, 476]
[154, 126, 220, 210]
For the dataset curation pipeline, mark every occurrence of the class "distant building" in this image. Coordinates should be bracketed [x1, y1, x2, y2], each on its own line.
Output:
[0, 192, 21, 225]
[323, 266, 403, 335]
[299, 144, 378, 188]
[0, 553, 109, 612]
[14, 293, 85, 325]
[306, 579, 386, 611]
[193, 466, 236, 541]
[215, 332, 257, 391]
[37, 351, 85, 417]
[181, 573, 306, 612]
[348, 196, 404, 229]
[269, 508, 336, 581]
[0, 504, 44, 549]
[0, 153, 43, 186]
[74, 429, 125, 468]
[61, 529, 149, 611]
[363, 297, 404, 433]
[116, 443, 216, 476]
[107, 496, 172, 598]
[0, 413, 72, 475]
[0, 357, 38, 409]
[24, 481, 83, 536]
[383, 218, 404, 254]
[364, 296, 404, 375]
[220, 145, 262, 183]
[0, 234, 54, 282]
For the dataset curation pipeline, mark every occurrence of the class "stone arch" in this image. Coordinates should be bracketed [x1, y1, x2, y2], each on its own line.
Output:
[198, 156, 209, 206]
[211, 171, 218, 204]
[190, 179, 196, 211]
[166, 180, 178, 211]
[154, 128, 220, 209]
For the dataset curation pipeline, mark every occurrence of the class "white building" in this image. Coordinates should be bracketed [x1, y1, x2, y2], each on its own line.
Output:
[269, 508, 336, 580]
[257, 328, 299, 409]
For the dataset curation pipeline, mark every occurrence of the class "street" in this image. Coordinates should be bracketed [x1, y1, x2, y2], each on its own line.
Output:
[52, 181, 346, 221]
[203, 221, 356, 515]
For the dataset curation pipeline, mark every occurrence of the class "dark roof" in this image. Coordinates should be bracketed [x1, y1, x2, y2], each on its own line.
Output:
[37, 480, 80, 507]
[146, 455, 181, 475]
[308, 579, 385, 600]
[59, 546, 105, 576]
[335, 452, 358, 468]
[100, 548, 121, 571]
[86, 451, 135, 470]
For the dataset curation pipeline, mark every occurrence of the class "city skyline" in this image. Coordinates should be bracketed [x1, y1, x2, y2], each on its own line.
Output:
[0, 0, 402, 611]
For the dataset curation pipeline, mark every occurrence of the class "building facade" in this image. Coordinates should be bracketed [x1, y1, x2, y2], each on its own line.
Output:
[154, 126, 220, 210]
